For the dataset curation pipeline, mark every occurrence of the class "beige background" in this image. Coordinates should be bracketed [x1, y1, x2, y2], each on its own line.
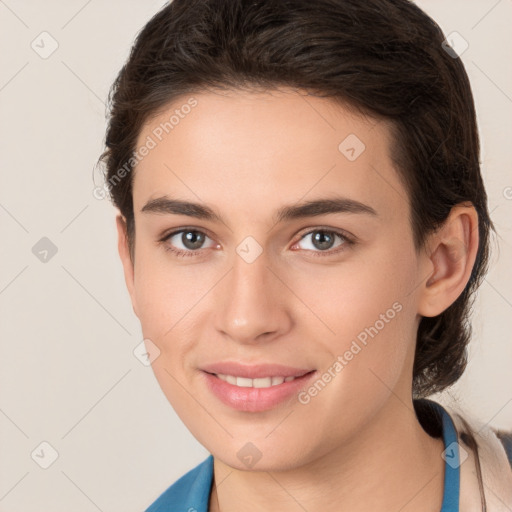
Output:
[0, 1, 511, 510]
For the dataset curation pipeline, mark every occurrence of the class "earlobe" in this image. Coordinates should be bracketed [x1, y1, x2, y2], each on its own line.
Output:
[115, 214, 139, 318]
[418, 204, 479, 318]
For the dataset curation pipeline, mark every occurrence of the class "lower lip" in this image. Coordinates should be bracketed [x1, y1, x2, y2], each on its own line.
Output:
[201, 371, 316, 412]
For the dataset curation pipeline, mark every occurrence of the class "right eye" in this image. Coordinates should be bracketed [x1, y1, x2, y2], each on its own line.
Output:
[160, 228, 218, 258]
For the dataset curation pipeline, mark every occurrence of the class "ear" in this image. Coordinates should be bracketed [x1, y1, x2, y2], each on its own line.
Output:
[417, 203, 479, 317]
[116, 214, 139, 319]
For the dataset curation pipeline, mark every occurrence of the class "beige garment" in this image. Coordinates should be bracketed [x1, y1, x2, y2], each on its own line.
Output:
[441, 402, 512, 511]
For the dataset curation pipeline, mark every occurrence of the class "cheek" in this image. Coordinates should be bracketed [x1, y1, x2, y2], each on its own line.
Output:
[132, 247, 198, 336]
[131, 249, 217, 380]
[291, 241, 418, 395]
[292, 241, 417, 345]
[292, 289, 414, 449]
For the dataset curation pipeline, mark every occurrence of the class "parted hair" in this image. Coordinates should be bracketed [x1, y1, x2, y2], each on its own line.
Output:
[98, 0, 495, 398]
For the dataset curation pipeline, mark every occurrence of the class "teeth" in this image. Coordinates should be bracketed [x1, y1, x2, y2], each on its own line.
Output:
[216, 374, 297, 388]
[225, 375, 237, 385]
[254, 377, 273, 388]
[236, 377, 253, 387]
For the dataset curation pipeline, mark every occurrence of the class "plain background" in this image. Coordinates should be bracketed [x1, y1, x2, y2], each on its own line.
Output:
[0, 1, 511, 510]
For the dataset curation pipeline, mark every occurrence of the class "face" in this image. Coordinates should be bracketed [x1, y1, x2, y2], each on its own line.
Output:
[118, 88, 430, 471]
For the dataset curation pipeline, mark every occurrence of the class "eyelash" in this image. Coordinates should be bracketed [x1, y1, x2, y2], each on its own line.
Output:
[159, 227, 355, 259]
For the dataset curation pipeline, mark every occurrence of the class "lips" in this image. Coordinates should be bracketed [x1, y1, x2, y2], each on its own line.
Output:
[200, 362, 316, 412]
[200, 361, 313, 379]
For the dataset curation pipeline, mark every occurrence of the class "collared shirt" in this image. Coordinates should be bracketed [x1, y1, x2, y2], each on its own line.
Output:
[144, 399, 460, 511]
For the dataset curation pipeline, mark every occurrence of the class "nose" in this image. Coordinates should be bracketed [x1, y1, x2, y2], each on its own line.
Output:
[213, 249, 292, 345]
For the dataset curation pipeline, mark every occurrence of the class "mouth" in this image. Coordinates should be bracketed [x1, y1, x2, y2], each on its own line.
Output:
[201, 369, 317, 412]
[207, 372, 307, 388]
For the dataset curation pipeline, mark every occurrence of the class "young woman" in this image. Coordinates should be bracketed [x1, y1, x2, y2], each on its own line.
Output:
[98, 0, 512, 510]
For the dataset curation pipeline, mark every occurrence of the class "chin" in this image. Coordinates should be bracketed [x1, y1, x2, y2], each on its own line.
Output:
[206, 436, 318, 473]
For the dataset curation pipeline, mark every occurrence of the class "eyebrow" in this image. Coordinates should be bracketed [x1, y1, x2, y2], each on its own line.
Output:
[141, 195, 378, 223]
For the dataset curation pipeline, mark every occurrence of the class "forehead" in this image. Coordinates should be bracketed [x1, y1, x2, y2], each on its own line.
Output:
[131, 88, 407, 224]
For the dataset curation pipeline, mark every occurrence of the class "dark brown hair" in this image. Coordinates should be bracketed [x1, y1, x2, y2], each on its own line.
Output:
[97, 0, 495, 398]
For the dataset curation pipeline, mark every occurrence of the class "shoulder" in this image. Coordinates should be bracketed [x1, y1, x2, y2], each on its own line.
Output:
[436, 399, 512, 511]
[144, 455, 214, 512]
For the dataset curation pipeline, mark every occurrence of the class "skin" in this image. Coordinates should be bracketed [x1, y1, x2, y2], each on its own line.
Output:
[116, 87, 479, 511]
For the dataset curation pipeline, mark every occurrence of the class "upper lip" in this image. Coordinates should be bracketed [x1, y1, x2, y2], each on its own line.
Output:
[200, 362, 315, 379]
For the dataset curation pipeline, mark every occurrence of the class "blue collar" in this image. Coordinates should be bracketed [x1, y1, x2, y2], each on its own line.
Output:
[430, 399, 461, 511]
[145, 399, 460, 511]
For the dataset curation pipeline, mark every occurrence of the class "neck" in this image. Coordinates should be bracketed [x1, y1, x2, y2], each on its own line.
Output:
[209, 398, 445, 512]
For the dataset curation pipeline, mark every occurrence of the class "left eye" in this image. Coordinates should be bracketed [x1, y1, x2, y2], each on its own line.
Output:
[293, 229, 351, 254]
